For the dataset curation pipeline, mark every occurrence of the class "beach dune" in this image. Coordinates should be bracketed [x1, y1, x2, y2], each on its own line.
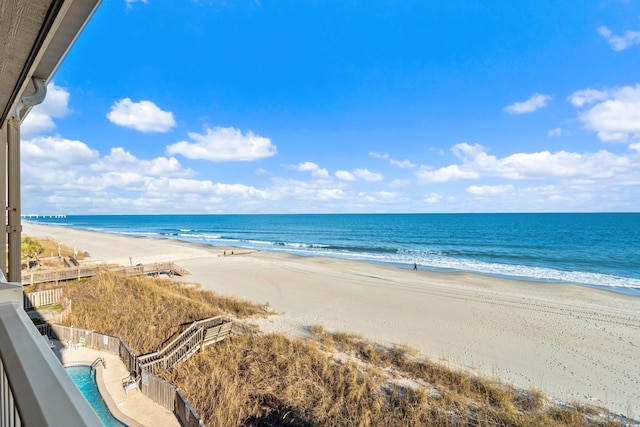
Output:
[23, 222, 640, 418]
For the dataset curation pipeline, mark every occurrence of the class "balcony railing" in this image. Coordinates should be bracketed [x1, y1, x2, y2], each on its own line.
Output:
[0, 273, 101, 426]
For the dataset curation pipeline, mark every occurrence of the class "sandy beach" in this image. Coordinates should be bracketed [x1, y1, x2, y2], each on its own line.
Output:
[23, 222, 640, 419]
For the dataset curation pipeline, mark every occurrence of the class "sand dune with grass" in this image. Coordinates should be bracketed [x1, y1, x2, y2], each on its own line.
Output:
[23, 222, 640, 420]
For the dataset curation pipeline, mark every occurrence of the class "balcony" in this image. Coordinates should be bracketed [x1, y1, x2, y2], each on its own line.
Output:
[0, 272, 102, 426]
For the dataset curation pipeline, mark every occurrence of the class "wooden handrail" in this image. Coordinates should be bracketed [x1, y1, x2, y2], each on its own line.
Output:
[138, 315, 234, 374]
[21, 261, 190, 285]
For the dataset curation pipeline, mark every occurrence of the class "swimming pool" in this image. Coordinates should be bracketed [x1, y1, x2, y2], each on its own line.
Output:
[66, 365, 126, 427]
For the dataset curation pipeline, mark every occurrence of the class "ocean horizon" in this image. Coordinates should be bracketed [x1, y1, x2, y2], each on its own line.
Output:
[27, 212, 640, 297]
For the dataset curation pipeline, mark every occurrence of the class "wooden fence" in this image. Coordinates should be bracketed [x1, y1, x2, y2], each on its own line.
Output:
[23, 288, 63, 309]
[21, 261, 190, 286]
[36, 317, 239, 426]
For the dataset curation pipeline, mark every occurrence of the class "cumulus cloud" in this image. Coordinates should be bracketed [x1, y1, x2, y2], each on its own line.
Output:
[167, 126, 276, 162]
[417, 164, 479, 183]
[22, 82, 71, 137]
[107, 98, 176, 133]
[295, 162, 320, 171]
[598, 25, 640, 51]
[569, 88, 609, 108]
[467, 185, 515, 196]
[424, 193, 443, 204]
[92, 147, 192, 177]
[335, 170, 356, 181]
[335, 169, 383, 182]
[291, 161, 329, 178]
[20, 134, 279, 214]
[370, 151, 416, 168]
[503, 93, 552, 114]
[548, 128, 563, 137]
[22, 135, 98, 165]
[358, 191, 403, 204]
[125, 0, 147, 7]
[21, 136, 194, 194]
[569, 84, 640, 142]
[389, 179, 411, 188]
[317, 189, 348, 201]
[312, 169, 330, 179]
[417, 142, 639, 184]
[353, 169, 384, 182]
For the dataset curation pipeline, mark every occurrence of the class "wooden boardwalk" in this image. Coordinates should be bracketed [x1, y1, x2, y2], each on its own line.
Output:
[21, 261, 190, 286]
[137, 316, 237, 374]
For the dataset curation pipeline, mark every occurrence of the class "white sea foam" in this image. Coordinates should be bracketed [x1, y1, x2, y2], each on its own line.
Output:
[249, 243, 640, 291]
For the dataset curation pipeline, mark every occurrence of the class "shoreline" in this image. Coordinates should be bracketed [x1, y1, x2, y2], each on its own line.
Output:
[24, 220, 640, 298]
[23, 222, 640, 419]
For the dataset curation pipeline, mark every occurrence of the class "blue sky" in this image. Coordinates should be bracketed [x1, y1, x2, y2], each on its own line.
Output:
[21, 0, 640, 214]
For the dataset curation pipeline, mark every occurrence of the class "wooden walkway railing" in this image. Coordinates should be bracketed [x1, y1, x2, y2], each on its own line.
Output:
[138, 316, 236, 374]
[21, 261, 190, 285]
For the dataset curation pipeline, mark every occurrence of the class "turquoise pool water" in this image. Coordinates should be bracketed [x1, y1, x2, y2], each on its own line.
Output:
[66, 365, 126, 427]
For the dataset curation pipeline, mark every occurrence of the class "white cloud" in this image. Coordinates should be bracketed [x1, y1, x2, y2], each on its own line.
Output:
[369, 152, 388, 160]
[570, 84, 640, 142]
[125, 0, 147, 7]
[22, 135, 99, 165]
[290, 161, 329, 178]
[424, 193, 443, 204]
[569, 88, 608, 108]
[358, 191, 403, 204]
[167, 126, 276, 162]
[390, 159, 416, 168]
[467, 185, 515, 196]
[107, 98, 176, 133]
[20, 136, 198, 202]
[503, 93, 551, 114]
[20, 134, 279, 214]
[295, 161, 320, 171]
[417, 142, 639, 184]
[452, 142, 486, 159]
[317, 189, 348, 201]
[92, 147, 192, 177]
[370, 151, 416, 168]
[417, 164, 479, 183]
[312, 168, 330, 179]
[389, 179, 411, 188]
[335, 170, 356, 181]
[22, 82, 71, 137]
[598, 25, 640, 51]
[353, 169, 384, 182]
[547, 128, 562, 137]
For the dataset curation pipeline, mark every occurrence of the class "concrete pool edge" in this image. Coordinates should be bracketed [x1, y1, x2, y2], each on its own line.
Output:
[64, 361, 141, 427]
[95, 363, 141, 427]
[53, 338, 180, 426]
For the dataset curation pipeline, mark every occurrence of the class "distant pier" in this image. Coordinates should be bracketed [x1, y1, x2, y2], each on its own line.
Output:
[22, 214, 67, 219]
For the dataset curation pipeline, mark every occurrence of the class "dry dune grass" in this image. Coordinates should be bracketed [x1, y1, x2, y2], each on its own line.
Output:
[43, 273, 620, 426]
[46, 272, 264, 353]
[167, 330, 619, 427]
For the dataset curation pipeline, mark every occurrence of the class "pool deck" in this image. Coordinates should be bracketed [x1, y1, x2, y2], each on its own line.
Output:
[51, 339, 180, 427]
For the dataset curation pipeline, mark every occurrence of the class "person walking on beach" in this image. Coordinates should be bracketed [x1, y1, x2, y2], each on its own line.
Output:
[413, 263, 418, 270]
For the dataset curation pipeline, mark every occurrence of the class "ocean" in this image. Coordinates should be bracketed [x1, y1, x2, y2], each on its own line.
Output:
[28, 213, 640, 296]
